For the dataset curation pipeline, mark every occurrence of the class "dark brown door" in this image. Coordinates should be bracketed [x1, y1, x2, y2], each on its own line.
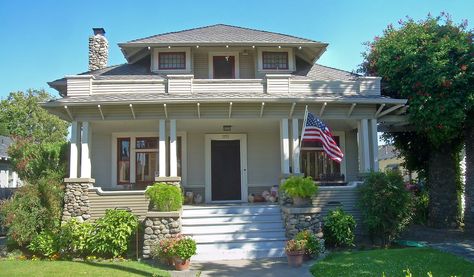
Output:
[213, 56, 235, 79]
[211, 140, 241, 201]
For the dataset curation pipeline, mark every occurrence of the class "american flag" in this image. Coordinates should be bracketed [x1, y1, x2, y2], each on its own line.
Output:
[301, 112, 344, 163]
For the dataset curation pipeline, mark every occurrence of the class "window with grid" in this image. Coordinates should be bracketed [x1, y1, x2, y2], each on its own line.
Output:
[262, 51, 289, 70]
[158, 52, 186, 70]
[300, 137, 343, 181]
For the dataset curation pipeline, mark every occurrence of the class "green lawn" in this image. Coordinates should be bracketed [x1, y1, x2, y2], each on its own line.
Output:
[0, 260, 170, 277]
[311, 248, 474, 277]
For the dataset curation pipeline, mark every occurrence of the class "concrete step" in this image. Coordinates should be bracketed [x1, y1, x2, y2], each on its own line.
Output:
[183, 205, 281, 216]
[181, 214, 282, 225]
[191, 235, 286, 244]
[186, 230, 286, 242]
[192, 247, 286, 261]
[182, 222, 284, 234]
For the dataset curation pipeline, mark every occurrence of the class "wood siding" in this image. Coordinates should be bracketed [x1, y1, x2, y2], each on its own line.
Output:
[313, 184, 364, 233]
[88, 188, 149, 221]
[93, 81, 166, 94]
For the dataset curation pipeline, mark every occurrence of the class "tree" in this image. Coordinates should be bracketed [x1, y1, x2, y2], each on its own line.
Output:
[0, 89, 69, 182]
[360, 14, 474, 228]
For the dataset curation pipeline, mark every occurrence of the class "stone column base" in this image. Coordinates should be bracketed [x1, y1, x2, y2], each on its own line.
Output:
[142, 210, 182, 259]
[62, 178, 95, 224]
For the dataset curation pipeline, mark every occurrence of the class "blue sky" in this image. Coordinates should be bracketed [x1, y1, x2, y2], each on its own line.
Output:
[0, 0, 473, 98]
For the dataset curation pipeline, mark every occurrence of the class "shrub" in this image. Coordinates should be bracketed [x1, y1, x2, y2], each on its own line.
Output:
[295, 230, 322, 257]
[323, 208, 356, 248]
[57, 219, 93, 257]
[358, 171, 413, 246]
[285, 239, 306, 254]
[146, 183, 183, 211]
[87, 209, 138, 258]
[27, 230, 58, 258]
[0, 177, 63, 248]
[280, 176, 318, 198]
[173, 235, 197, 261]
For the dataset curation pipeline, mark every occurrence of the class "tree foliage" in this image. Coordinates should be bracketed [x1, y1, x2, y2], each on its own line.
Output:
[361, 14, 474, 148]
[0, 89, 69, 182]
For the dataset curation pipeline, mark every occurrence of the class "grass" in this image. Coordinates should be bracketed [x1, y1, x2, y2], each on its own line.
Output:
[311, 248, 474, 277]
[0, 259, 170, 277]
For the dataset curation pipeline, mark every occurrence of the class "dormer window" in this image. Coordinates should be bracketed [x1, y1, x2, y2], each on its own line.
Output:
[262, 51, 289, 70]
[159, 52, 186, 70]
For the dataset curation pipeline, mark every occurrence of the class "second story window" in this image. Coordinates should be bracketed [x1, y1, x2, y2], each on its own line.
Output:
[159, 52, 186, 70]
[262, 51, 289, 70]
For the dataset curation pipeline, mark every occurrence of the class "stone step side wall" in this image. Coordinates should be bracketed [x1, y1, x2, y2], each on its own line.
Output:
[142, 211, 182, 259]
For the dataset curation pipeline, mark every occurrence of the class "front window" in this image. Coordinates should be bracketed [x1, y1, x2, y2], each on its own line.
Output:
[301, 137, 343, 182]
[159, 52, 186, 70]
[116, 136, 183, 187]
[262, 51, 289, 70]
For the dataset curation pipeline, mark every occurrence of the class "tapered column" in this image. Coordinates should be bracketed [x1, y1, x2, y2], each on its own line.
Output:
[159, 119, 167, 177]
[80, 122, 91, 178]
[357, 119, 370, 173]
[169, 119, 178, 177]
[280, 118, 290, 175]
[69, 121, 80, 178]
[369, 119, 379, 171]
[291, 118, 300, 174]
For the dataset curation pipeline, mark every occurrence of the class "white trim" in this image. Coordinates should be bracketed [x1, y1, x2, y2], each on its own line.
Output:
[358, 119, 371, 172]
[80, 122, 91, 178]
[111, 131, 187, 187]
[280, 119, 290, 175]
[257, 47, 295, 73]
[208, 51, 240, 79]
[291, 118, 300, 174]
[159, 120, 167, 177]
[170, 119, 178, 176]
[205, 134, 248, 203]
[151, 47, 192, 74]
[69, 121, 79, 178]
[369, 119, 379, 172]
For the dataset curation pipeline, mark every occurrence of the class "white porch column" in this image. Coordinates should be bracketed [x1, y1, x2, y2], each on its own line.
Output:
[169, 119, 178, 177]
[280, 118, 290, 175]
[11, 171, 18, 188]
[357, 119, 371, 173]
[291, 118, 300, 174]
[159, 119, 167, 177]
[369, 119, 379, 172]
[80, 122, 92, 178]
[69, 121, 80, 178]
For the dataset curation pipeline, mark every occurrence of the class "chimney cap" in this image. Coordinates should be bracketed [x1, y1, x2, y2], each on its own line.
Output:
[92, 28, 106, 36]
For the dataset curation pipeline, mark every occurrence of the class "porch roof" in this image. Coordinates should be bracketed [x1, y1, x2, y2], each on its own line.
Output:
[43, 92, 407, 107]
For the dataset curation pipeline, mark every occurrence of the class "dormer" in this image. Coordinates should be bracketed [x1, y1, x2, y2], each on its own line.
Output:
[118, 24, 328, 79]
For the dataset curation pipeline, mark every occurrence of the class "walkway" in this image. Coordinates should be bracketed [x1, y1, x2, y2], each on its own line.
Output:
[169, 258, 314, 277]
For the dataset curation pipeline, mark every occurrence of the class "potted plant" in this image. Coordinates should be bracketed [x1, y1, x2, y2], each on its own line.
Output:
[295, 230, 322, 260]
[172, 235, 197, 271]
[280, 176, 318, 206]
[150, 238, 175, 266]
[285, 239, 306, 267]
[145, 183, 183, 211]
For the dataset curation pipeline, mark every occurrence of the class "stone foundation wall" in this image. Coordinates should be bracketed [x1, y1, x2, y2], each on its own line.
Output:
[281, 206, 324, 240]
[62, 179, 94, 223]
[142, 211, 182, 259]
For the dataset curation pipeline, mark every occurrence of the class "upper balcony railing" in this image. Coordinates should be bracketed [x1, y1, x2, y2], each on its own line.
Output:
[65, 74, 381, 97]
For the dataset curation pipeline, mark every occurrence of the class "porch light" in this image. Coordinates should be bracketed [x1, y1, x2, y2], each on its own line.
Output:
[168, 46, 171, 48]
[252, 45, 255, 48]
[298, 46, 302, 50]
[147, 46, 151, 50]
[278, 45, 281, 49]
[196, 45, 199, 48]
[226, 45, 229, 48]
[223, 125, 232, 132]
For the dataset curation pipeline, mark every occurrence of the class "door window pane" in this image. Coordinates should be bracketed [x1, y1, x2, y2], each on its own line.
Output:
[136, 137, 158, 149]
[136, 152, 157, 183]
[117, 138, 130, 183]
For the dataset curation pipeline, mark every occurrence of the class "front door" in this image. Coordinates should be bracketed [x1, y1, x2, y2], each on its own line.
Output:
[213, 56, 235, 79]
[211, 140, 241, 201]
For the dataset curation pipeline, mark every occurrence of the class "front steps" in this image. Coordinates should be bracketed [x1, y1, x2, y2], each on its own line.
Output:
[182, 204, 286, 261]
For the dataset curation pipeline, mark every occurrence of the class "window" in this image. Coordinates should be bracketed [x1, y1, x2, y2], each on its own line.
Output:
[135, 137, 158, 184]
[262, 51, 289, 70]
[115, 135, 183, 187]
[117, 138, 130, 184]
[300, 137, 343, 181]
[159, 52, 186, 70]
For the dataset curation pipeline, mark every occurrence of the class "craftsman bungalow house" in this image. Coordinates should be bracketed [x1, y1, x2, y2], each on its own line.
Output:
[44, 25, 407, 260]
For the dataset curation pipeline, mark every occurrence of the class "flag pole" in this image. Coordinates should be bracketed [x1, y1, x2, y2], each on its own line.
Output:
[299, 105, 308, 147]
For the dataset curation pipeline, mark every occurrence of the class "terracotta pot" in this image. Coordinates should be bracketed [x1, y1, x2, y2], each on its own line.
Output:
[286, 251, 304, 267]
[303, 253, 312, 261]
[174, 257, 190, 271]
[293, 197, 310, 206]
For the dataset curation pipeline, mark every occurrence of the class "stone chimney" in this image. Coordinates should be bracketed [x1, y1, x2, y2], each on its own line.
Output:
[88, 28, 108, 71]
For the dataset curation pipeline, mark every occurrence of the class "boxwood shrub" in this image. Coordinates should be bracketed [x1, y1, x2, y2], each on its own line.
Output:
[145, 183, 183, 211]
